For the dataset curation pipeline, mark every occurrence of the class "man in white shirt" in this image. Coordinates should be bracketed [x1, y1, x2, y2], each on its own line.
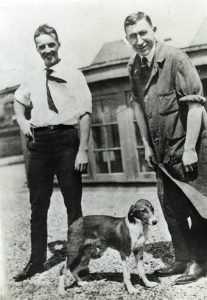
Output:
[14, 24, 92, 281]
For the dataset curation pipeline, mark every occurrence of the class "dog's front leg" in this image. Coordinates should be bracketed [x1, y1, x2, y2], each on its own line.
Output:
[134, 248, 157, 288]
[121, 255, 138, 294]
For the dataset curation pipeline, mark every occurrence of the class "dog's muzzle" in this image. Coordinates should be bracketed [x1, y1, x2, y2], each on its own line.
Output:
[148, 218, 157, 226]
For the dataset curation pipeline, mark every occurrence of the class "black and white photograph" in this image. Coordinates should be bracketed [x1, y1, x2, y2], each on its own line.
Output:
[0, 0, 207, 299]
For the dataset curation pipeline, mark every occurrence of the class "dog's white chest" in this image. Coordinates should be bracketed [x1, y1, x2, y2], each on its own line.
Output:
[127, 220, 147, 251]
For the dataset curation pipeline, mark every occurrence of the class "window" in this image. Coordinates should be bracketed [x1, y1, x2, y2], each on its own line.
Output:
[91, 94, 124, 174]
[125, 90, 151, 172]
[134, 124, 151, 172]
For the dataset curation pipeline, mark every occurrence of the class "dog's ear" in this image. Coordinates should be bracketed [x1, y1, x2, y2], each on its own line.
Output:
[128, 204, 136, 224]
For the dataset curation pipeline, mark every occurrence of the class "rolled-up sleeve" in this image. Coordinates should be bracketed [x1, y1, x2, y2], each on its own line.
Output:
[14, 82, 31, 107]
[175, 56, 206, 104]
[74, 70, 92, 118]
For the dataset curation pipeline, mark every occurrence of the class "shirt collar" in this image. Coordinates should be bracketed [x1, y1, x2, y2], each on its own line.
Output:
[140, 42, 156, 66]
[43, 59, 67, 81]
[154, 40, 166, 64]
[44, 59, 61, 72]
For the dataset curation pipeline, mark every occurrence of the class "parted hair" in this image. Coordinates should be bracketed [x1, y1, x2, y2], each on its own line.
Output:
[34, 24, 60, 44]
[124, 12, 153, 32]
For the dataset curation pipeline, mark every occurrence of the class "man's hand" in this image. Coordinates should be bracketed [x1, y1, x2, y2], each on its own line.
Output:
[19, 119, 33, 137]
[182, 149, 198, 173]
[183, 102, 202, 174]
[75, 149, 88, 172]
[144, 144, 154, 169]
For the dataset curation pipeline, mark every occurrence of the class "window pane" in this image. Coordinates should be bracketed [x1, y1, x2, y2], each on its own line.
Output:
[137, 148, 152, 172]
[92, 100, 103, 124]
[94, 151, 108, 173]
[134, 122, 143, 146]
[105, 124, 120, 147]
[125, 90, 132, 106]
[110, 150, 123, 173]
[103, 97, 125, 123]
[92, 126, 106, 149]
[94, 150, 123, 174]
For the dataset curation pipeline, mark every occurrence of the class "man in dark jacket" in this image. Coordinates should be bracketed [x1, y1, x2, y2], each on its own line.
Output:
[125, 11, 207, 284]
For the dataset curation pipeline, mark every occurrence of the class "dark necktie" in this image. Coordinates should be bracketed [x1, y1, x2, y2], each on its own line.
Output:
[45, 69, 67, 113]
[140, 57, 150, 86]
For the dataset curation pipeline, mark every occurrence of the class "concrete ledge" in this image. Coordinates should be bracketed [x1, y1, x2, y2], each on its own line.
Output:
[0, 155, 24, 167]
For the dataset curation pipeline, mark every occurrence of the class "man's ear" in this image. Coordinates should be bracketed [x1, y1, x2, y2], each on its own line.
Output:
[128, 204, 136, 224]
[124, 35, 130, 46]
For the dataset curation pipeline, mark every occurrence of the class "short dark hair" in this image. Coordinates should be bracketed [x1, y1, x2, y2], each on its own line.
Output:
[34, 24, 60, 44]
[124, 12, 153, 32]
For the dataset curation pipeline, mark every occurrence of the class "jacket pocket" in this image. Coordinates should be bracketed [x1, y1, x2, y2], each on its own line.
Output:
[158, 90, 185, 140]
[158, 90, 178, 115]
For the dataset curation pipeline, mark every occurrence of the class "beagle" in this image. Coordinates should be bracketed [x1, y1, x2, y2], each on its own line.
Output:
[58, 199, 158, 295]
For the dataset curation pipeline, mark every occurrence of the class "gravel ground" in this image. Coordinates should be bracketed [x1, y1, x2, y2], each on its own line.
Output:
[1, 163, 207, 299]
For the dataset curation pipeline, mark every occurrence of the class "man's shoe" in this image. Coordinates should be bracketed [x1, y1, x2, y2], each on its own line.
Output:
[14, 261, 44, 282]
[78, 267, 90, 278]
[174, 261, 205, 285]
[156, 261, 188, 277]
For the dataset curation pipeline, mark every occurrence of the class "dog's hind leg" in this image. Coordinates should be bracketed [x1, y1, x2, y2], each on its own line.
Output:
[72, 268, 88, 287]
[120, 254, 138, 294]
[134, 248, 157, 288]
[72, 252, 90, 287]
[58, 258, 67, 295]
[67, 242, 93, 287]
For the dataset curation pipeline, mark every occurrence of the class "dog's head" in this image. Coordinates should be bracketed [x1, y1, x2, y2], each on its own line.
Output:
[128, 199, 157, 226]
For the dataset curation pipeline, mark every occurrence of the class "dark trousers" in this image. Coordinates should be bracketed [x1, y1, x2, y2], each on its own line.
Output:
[158, 173, 207, 263]
[27, 127, 82, 265]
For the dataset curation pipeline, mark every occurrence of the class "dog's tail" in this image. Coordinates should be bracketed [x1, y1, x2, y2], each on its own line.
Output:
[67, 253, 82, 272]
[67, 241, 94, 272]
[66, 238, 86, 271]
[60, 258, 67, 276]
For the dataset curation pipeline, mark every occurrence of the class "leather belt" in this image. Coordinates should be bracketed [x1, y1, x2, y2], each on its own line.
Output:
[33, 124, 74, 132]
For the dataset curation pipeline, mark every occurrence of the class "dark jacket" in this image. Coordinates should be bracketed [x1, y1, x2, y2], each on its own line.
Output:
[128, 41, 207, 210]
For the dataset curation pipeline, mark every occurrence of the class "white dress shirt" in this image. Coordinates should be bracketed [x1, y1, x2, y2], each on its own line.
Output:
[15, 60, 92, 127]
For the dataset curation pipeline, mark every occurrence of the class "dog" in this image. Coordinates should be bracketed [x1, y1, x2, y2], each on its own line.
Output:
[58, 199, 158, 295]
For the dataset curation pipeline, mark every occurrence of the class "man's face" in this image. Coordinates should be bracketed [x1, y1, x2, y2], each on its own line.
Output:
[35, 33, 60, 68]
[126, 18, 155, 57]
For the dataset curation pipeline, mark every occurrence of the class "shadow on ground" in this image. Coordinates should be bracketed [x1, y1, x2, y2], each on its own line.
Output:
[146, 241, 174, 265]
[44, 240, 174, 285]
[44, 240, 67, 270]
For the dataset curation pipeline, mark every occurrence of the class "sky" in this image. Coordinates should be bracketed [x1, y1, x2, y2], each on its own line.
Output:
[0, 0, 207, 90]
